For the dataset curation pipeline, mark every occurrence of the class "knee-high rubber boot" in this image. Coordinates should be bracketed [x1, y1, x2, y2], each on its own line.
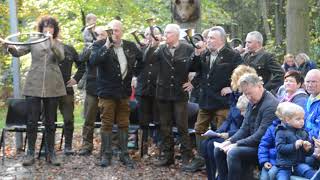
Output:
[99, 132, 112, 167]
[64, 128, 74, 155]
[119, 129, 135, 168]
[46, 129, 61, 166]
[182, 134, 205, 172]
[22, 130, 37, 166]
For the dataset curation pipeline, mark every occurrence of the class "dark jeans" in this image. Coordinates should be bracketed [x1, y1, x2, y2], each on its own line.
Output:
[58, 94, 74, 145]
[311, 168, 320, 180]
[201, 137, 225, 180]
[26, 96, 59, 153]
[81, 93, 98, 150]
[214, 145, 258, 180]
[157, 100, 192, 159]
[306, 155, 320, 169]
[276, 163, 315, 180]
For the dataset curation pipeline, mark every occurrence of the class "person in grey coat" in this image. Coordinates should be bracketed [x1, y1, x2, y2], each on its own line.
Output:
[4, 15, 66, 166]
[214, 73, 279, 180]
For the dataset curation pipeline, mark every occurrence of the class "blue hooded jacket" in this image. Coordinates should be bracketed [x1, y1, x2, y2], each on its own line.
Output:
[258, 119, 281, 167]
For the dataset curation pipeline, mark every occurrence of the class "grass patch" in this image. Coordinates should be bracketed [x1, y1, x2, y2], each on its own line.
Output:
[0, 103, 85, 129]
[0, 106, 7, 129]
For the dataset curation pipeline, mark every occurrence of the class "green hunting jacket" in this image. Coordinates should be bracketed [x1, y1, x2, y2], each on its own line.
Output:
[8, 39, 66, 98]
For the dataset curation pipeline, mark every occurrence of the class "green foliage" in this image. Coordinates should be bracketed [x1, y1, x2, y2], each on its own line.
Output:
[1, 0, 320, 97]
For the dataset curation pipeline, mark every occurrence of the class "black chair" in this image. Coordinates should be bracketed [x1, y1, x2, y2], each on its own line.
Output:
[0, 98, 45, 163]
[0, 98, 28, 163]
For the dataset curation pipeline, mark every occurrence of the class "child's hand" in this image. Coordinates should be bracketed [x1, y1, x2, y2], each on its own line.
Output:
[264, 162, 272, 170]
[303, 141, 312, 151]
[295, 139, 304, 149]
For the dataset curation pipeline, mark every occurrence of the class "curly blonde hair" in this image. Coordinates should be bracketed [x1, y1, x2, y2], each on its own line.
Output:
[275, 102, 304, 121]
[231, 65, 257, 91]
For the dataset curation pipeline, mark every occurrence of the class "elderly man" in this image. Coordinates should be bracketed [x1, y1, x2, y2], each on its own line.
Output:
[89, 20, 143, 168]
[305, 69, 320, 141]
[145, 24, 194, 166]
[183, 26, 242, 172]
[305, 70, 320, 171]
[243, 31, 284, 94]
[214, 73, 278, 180]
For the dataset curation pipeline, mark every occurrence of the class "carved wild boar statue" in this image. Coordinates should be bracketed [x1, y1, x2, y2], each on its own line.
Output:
[172, 0, 200, 23]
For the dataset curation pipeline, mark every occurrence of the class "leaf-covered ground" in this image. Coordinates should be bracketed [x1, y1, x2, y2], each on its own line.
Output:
[0, 131, 207, 180]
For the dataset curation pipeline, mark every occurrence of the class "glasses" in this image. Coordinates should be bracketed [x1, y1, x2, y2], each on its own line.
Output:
[305, 80, 319, 84]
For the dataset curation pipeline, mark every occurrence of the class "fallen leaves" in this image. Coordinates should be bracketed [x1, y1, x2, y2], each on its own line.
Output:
[0, 131, 207, 179]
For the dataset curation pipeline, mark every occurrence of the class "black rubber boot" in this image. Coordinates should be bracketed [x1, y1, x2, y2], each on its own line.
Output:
[22, 127, 37, 166]
[182, 135, 205, 172]
[64, 129, 74, 155]
[100, 132, 112, 167]
[46, 130, 61, 166]
[154, 153, 174, 166]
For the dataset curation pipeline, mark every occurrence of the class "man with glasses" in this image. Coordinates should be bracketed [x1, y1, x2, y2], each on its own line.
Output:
[303, 69, 320, 174]
[305, 69, 320, 140]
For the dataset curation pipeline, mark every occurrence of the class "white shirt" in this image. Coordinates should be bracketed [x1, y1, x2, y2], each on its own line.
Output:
[113, 46, 128, 79]
[210, 51, 218, 69]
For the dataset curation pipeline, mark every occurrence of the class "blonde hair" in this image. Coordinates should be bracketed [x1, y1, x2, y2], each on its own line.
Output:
[231, 65, 257, 91]
[236, 94, 249, 111]
[284, 53, 294, 59]
[275, 102, 304, 121]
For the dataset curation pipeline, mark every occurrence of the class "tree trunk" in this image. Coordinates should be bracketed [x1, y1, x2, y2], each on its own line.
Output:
[259, 0, 271, 42]
[275, 0, 284, 45]
[286, 0, 310, 54]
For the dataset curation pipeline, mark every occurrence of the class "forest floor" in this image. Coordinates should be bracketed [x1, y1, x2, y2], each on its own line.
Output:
[0, 130, 207, 180]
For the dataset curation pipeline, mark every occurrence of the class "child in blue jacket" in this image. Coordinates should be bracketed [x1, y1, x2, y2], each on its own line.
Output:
[258, 118, 281, 180]
[275, 102, 315, 179]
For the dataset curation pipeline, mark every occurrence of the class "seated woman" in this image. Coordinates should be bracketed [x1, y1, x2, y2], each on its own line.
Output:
[295, 53, 317, 77]
[276, 70, 308, 108]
